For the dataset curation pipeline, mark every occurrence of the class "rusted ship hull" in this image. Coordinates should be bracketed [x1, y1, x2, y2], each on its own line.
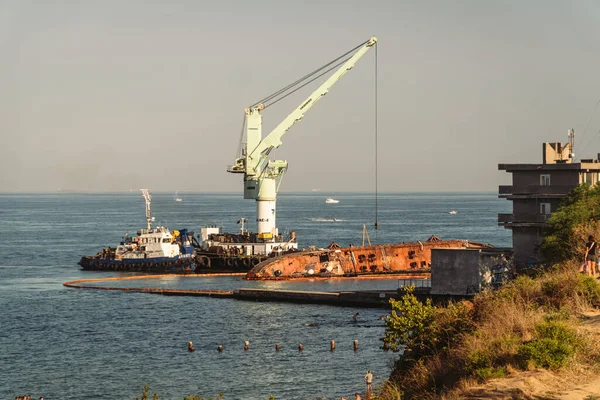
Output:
[245, 236, 492, 280]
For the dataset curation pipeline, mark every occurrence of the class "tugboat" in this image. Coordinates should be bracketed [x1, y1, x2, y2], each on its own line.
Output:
[79, 189, 196, 273]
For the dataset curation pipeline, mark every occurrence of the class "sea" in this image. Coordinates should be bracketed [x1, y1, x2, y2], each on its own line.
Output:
[0, 192, 511, 400]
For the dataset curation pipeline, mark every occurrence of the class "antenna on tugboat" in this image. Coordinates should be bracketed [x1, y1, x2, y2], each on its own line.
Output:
[140, 189, 152, 230]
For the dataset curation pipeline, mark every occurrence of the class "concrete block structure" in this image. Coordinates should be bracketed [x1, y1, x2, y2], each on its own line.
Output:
[430, 248, 512, 295]
[498, 132, 600, 269]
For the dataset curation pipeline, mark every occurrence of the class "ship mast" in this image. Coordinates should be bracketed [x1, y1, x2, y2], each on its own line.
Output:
[140, 189, 152, 230]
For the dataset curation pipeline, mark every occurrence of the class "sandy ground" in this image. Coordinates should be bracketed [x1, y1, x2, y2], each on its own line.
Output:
[458, 311, 600, 400]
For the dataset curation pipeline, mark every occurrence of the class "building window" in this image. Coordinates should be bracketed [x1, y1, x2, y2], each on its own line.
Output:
[585, 172, 595, 184]
[540, 203, 551, 215]
[540, 174, 551, 186]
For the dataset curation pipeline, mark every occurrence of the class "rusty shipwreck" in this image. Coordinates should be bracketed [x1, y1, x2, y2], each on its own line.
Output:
[245, 235, 493, 280]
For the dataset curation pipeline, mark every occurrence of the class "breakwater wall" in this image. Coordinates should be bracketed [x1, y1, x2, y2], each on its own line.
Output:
[63, 275, 402, 308]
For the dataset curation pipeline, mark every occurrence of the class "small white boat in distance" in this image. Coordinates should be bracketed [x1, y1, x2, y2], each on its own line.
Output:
[174, 191, 183, 202]
[449, 210, 457, 215]
[326, 198, 339, 204]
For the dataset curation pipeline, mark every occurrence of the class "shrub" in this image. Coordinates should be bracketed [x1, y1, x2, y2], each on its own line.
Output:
[517, 321, 580, 369]
[518, 338, 573, 369]
[576, 274, 600, 307]
[383, 286, 436, 356]
[541, 184, 600, 263]
[383, 287, 475, 361]
[472, 366, 508, 381]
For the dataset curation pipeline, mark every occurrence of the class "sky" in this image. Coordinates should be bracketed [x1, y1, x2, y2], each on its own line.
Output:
[2, 0, 600, 193]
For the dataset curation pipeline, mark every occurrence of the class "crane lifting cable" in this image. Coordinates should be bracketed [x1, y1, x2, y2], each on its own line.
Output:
[263, 56, 353, 109]
[374, 41, 379, 231]
[249, 39, 371, 110]
[575, 98, 600, 160]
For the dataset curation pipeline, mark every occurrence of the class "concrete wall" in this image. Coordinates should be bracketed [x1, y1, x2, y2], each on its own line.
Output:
[512, 227, 543, 267]
[431, 249, 486, 295]
[513, 198, 560, 217]
[543, 142, 572, 164]
[431, 248, 513, 295]
[512, 170, 579, 188]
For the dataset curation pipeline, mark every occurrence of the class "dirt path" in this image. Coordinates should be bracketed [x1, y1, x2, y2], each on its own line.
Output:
[458, 311, 600, 400]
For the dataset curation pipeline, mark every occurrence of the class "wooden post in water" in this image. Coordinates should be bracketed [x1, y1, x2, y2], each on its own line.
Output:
[330, 340, 336, 351]
[218, 345, 223, 352]
[275, 344, 281, 351]
[353, 340, 359, 351]
[298, 343, 303, 351]
[244, 341, 249, 351]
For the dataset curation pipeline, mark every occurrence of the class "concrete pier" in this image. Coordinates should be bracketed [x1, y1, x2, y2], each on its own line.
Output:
[63, 276, 403, 307]
[64, 274, 475, 307]
[233, 288, 399, 307]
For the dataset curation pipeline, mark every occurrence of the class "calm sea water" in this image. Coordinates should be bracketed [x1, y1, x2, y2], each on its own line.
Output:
[0, 192, 511, 399]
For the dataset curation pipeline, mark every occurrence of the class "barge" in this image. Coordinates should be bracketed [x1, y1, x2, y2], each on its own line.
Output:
[193, 217, 297, 272]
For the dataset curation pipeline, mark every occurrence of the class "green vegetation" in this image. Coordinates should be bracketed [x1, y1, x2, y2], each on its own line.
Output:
[378, 184, 600, 399]
[379, 267, 600, 399]
[516, 319, 580, 369]
[541, 184, 600, 263]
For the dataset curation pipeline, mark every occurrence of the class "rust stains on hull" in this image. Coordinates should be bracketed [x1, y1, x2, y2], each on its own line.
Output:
[245, 236, 492, 280]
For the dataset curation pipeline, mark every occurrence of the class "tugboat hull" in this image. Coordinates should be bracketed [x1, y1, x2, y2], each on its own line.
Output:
[79, 256, 196, 273]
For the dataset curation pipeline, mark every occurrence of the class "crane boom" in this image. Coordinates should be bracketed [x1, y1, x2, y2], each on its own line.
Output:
[228, 36, 377, 178]
[248, 36, 376, 172]
[227, 36, 377, 238]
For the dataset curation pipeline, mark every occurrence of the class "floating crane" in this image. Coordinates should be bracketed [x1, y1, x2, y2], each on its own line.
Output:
[227, 36, 377, 244]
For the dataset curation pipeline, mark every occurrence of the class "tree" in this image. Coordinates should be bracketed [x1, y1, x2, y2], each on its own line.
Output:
[382, 287, 474, 363]
[541, 184, 600, 263]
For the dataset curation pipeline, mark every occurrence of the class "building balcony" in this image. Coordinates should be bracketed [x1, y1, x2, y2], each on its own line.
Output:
[498, 213, 550, 227]
[535, 213, 551, 222]
[498, 184, 576, 198]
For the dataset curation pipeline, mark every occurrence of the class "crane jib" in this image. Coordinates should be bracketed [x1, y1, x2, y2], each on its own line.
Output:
[231, 36, 377, 238]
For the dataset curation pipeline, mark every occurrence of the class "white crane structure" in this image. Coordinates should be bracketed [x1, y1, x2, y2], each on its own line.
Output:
[227, 36, 377, 244]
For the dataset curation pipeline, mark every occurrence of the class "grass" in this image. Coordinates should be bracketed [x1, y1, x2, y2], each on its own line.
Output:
[377, 262, 600, 399]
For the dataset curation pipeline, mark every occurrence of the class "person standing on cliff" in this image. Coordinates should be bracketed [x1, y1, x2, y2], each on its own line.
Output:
[585, 235, 597, 278]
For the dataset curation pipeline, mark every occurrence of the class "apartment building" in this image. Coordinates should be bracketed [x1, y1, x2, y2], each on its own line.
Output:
[498, 133, 600, 269]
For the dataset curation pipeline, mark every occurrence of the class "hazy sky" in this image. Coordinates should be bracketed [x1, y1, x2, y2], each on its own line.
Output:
[2, 0, 600, 193]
